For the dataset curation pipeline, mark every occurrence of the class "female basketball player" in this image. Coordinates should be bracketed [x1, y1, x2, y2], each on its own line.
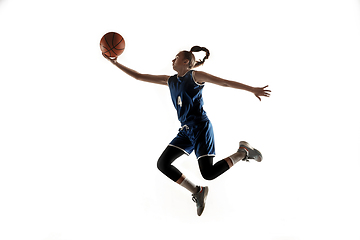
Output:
[102, 46, 271, 216]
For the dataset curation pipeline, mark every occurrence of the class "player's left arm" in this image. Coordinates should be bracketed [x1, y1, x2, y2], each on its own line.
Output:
[193, 71, 271, 101]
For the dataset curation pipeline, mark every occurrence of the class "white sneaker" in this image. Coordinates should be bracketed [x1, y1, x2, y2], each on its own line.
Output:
[239, 141, 263, 162]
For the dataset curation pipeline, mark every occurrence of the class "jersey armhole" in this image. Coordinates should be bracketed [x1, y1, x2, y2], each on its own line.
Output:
[192, 71, 205, 86]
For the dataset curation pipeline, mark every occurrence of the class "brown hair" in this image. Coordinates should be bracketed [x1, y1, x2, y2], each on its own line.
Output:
[181, 46, 210, 69]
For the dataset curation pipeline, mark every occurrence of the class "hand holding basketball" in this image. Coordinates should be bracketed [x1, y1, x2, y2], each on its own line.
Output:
[102, 52, 117, 64]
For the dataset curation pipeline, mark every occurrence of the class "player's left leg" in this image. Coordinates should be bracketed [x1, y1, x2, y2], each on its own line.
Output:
[198, 145, 248, 181]
[194, 120, 246, 180]
[198, 141, 263, 180]
[198, 155, 235, 180]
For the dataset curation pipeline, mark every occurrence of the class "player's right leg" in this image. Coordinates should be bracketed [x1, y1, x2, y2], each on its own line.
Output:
[157, 146, 201, 194]
[157, 145, 185, 182]
[157, 146, 207, 216]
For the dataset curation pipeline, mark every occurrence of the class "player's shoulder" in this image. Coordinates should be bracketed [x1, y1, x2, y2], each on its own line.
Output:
[167, 74, 177, 83]
[191, 70, 205, 86]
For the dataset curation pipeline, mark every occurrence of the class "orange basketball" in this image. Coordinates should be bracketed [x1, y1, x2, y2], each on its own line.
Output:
[100, 32, 125, 58]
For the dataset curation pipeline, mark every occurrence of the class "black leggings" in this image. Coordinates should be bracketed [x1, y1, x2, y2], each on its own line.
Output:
[157, 145, 230, 181]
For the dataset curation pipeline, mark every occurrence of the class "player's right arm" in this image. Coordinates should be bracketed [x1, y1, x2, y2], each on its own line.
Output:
[103, 54, 169, 86]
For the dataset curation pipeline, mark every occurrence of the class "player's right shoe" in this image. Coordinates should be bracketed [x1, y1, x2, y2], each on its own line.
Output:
[192, 186, 209, 216]
[239, 141, 263, 162]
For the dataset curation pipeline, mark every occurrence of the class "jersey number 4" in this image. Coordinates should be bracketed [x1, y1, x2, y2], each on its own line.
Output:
[177, 96, 182, 107]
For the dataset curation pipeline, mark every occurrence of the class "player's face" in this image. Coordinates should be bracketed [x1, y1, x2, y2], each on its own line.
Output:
[172, 52, 188, 71]
[172, 53, 181, 69]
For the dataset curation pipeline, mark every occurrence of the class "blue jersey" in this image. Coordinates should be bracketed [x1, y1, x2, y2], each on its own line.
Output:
[167, 70, 208, 125]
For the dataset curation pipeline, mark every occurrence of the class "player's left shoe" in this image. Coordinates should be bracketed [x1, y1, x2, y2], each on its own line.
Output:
[239, 141, 263, 162]
[192, 186, 209, 216]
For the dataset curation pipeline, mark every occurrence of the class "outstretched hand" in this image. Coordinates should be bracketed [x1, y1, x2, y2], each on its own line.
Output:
[102, 53, 118, 64]
[253, 85, 271, 101]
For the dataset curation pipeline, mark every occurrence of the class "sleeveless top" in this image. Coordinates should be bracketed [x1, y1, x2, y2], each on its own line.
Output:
[167, 70, 208, 126]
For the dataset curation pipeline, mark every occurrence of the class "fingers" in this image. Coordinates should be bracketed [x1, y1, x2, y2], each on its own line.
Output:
[254, 89, 271, 101]
[262, 85, 271, 97]
[258, 90, 271, 97]
[254, 85, 271, 101]
[263, 85, 271, 92]
[102, 53, 118, 63]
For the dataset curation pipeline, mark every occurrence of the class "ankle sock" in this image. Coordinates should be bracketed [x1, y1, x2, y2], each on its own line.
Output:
[179, 177, 199, 194]
[228, 149, 248, 165]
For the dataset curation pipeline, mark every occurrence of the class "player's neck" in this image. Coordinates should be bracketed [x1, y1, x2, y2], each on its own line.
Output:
[177, 68, 190, 77]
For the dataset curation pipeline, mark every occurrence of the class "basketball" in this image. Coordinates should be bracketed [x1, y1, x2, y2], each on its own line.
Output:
[100, 32, 125, 58]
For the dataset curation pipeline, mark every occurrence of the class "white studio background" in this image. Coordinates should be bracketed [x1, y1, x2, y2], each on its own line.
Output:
[1, 0, 360, 240]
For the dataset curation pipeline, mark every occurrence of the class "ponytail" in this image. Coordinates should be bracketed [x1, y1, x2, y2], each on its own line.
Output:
[181, 46, 210, 69]
[190, 46, 210, 68]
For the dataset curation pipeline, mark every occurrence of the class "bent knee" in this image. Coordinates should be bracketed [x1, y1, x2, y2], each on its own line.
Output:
[157, 158, 165, 172]
[200, 171, 216, 181]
